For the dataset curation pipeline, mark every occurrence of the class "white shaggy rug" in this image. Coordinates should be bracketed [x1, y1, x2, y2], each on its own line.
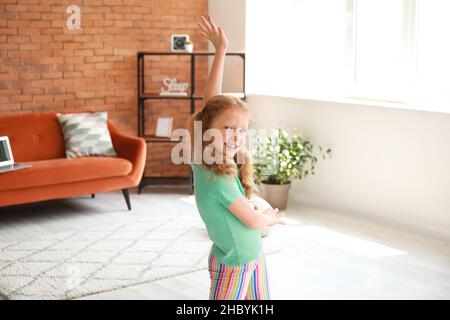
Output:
[0, 212, 280, 300]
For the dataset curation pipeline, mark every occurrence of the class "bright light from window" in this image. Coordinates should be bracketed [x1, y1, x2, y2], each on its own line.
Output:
[354, 0, 408, 100]
[246, 0, 348, 98]
[180, 195, 196, 205]
[299, 225, 407, 258]
[415, 0, 450, 102]
[246, 0, 450, 111]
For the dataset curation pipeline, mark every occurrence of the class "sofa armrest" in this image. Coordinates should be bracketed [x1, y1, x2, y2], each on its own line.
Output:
[108, 121, 146, 186]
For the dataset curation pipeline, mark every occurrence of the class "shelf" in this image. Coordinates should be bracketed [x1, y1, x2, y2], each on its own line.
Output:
[138, 51, 245, 57]
[143, 135, 182, 143]
[139, 94, 204, 100]
[138, 177, 192, 194]
[137, 51, 245, 192]
[139, 92, 246, 100]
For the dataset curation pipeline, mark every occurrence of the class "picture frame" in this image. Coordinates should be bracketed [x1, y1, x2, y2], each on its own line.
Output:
[171, 34, 189, 52]
[155, 117, 173, 138]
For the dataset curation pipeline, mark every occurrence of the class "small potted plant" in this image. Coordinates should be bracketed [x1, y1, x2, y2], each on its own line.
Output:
[253, 129, 332, 210]
[185, 40, 193, 52]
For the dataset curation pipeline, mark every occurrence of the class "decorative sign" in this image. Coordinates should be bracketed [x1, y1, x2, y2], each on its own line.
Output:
[160, 77, 189, 96]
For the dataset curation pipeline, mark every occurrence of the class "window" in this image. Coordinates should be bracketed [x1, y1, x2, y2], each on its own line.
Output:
[353, 0, 407, 100]
[246, 0, 348, 98]
[246, 0, 450, 111]
[415, 0, 450, 104]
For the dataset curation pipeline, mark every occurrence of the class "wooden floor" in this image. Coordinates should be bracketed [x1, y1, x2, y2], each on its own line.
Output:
[0, 187, 449, 300]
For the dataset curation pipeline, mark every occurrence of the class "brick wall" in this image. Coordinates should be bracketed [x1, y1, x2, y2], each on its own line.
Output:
[0, 0, 209, 178]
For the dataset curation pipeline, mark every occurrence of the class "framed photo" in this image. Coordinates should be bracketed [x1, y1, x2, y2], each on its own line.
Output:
[171, 34, 189, 52]
[155, 117, 173, 138]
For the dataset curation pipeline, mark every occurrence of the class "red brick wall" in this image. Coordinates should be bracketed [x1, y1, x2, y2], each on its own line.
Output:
[0, 0, 209, 178]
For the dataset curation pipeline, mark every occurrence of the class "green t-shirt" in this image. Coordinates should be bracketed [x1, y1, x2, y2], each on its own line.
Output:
[191, 164, 262, 266]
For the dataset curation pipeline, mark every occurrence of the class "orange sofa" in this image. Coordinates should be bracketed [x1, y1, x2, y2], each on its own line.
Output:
[0, 111, 146, 210]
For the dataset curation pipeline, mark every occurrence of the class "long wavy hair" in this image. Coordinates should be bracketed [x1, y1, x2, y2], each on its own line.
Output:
[188, 95, 255, 199]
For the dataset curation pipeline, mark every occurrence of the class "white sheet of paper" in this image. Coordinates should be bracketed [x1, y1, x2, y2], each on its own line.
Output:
[155, 117, 173, 137]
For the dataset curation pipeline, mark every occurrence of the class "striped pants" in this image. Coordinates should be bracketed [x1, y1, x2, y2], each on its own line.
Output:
[208, 249, 270, 300]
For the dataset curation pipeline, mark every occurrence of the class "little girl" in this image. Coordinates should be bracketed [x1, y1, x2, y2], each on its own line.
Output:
[190, 16, 285, 300]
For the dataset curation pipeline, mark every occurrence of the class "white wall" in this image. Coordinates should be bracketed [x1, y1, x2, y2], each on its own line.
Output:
[209, 0, 450, 240]
[247, 95, 450, 240]
[208, 0, 245, 93]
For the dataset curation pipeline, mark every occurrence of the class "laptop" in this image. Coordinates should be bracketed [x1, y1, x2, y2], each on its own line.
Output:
[0, 136, 32, 174]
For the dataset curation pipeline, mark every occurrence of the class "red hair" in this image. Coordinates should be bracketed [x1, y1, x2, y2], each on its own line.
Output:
[188, 95, 255, 198]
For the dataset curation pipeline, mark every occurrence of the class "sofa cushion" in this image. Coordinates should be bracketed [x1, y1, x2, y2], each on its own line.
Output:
[56, 112, 118, 158]
[0, 157, 132, 192]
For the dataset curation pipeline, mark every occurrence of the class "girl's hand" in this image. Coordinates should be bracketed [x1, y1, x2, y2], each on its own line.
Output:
[198, 15, 229, 52]
[263, 208, 286, 226]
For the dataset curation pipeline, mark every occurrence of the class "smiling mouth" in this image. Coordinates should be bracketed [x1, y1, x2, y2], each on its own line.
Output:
[225, 142, 239, 150]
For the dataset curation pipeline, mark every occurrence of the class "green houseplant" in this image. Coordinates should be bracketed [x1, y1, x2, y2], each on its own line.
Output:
[253, 129, 332, 210]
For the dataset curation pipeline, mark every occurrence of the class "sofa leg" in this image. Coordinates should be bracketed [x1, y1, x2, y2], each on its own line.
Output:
[91, 193, 95, 198]
[122, 189, 131, 211]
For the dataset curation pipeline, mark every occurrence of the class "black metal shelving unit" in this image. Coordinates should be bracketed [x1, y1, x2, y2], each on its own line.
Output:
[136, 51, 246, 194]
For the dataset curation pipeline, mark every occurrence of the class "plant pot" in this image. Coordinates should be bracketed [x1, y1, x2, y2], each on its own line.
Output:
[185, 43, 193, 52]
[259, 182, 291, 210]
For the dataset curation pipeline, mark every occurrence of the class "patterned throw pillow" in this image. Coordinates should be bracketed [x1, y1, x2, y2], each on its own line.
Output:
[56, 112, 118, 158]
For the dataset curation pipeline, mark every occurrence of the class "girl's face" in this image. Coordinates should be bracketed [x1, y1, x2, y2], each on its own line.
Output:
[209, 107, 248, 159]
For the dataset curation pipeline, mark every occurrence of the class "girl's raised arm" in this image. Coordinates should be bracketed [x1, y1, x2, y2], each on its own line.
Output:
[197, 16, 229, 105]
